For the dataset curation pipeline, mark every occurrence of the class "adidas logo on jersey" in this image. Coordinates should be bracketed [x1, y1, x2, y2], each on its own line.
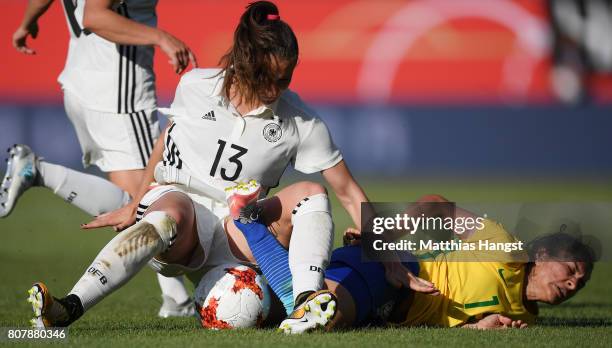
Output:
[202, 110, 216, 121]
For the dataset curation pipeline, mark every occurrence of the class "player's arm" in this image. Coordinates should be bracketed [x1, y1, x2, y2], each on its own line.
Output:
[127, 126, 167, 213]
[12, 0, 55, 55]
[322, 162, 439, 295]
[321, 160, 368, 228]
[82, 124, 169, 231]
[83, 0, 197, 74]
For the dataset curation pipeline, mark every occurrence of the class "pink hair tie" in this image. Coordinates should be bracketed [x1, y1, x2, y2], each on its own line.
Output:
[267, 14, 280, 21]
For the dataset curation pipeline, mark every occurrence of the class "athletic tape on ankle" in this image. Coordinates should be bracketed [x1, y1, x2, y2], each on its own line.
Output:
[142, 211, 178, 251]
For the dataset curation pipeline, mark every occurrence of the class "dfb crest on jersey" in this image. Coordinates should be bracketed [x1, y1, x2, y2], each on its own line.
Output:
[263, 123, 282, 143]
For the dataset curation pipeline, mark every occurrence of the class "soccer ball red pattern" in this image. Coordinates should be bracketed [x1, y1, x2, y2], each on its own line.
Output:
[194, 264, 271, 329]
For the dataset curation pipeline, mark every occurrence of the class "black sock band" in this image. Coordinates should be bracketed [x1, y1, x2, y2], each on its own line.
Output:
[56, 294, 84, 326]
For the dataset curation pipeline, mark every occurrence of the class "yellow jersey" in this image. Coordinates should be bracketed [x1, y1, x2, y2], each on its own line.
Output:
[401, 219, 536, 327]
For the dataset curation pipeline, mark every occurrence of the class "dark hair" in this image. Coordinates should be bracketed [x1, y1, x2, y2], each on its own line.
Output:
[219, 1, 299, 106]
[527, 232, 596, 275]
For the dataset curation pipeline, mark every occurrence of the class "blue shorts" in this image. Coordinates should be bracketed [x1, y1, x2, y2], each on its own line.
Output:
[324, 245, 419, 326]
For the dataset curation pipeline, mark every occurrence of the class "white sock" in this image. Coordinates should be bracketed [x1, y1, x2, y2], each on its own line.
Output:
[289, 194, 334, 300]
[157, 274, 190, 304]
[69, 212, 177, 311]
[37, 161, 130, 216]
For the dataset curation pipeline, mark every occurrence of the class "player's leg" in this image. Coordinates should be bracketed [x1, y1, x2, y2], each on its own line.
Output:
[48, 91, 150, 215]
[60, 92, 158, 213]
[225, 181, 336, 333]
[227, 181, 334, 305]
[281, 182, 334, 305]
[27, 190, 199, 327]
[260, 277, 356, 330]
[0, 91, 141, 218]
[108, 168, 197, 311]
[156, 274, 193, 317]
[108, 169, 145, 199]
[0, 145, 131, 218]
[281, 245, 415, 332]
[278, 245, 370, 333]
[261, 181, 334, 303]
[67, 98, 192, 317]
[100, 108, 194, 317]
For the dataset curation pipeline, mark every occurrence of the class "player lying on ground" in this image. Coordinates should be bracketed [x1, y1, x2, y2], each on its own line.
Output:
[321, 233, 592, 329]
[7, 0, 196, 317]
[25, 2, 428, 334]
[230, 194, 594, 331]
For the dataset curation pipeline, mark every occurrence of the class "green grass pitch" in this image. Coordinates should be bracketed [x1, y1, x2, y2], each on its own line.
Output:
[0, 178, 611, 347]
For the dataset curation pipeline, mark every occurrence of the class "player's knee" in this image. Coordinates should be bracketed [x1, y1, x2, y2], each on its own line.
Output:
[140, 211, 177, 250]
[156, 206, 192, 227]
[142, 205, 195, 255]
[145, 193, 194, 227]
[294, 181, 327, 197]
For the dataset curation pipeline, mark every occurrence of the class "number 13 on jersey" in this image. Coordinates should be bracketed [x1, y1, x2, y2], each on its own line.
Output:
[210, 140, 248, 181]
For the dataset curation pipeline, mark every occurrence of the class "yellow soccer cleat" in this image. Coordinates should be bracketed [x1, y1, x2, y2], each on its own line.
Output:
[27, 282, 71, 328]
[278, 290, 337, 334]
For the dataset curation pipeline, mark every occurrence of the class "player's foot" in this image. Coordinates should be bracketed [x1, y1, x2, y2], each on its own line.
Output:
[225, 180, 262, 222]
[27, 283, 79, 328]
[0, 144, 39, 218]
[278, 290, 337, 334]
[158, 295, 196, 318]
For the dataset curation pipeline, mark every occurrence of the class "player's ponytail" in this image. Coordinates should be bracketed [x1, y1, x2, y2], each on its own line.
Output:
[219, 1, 299, 106]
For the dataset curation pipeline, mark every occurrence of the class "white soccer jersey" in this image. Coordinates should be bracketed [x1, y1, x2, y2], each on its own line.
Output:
[158, 68, 343, 203]
[58, 0, 157, 113]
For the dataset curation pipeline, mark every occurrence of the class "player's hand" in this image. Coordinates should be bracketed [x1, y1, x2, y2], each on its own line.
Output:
[12, 22, 39, 55]
[158, 31, 198, 74]
[81, 203, 137, 232]
[384, 261, 440, 295]
[343, 227, 361, 246]
[468, 314, 528, 329]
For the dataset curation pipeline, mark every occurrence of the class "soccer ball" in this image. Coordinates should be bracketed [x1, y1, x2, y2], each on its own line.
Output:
[194, 264, 271, 329]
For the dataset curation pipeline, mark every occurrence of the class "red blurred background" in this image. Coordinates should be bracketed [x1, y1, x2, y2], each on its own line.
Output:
[1, 0, 610, 104]
[1, 0, 611, 178]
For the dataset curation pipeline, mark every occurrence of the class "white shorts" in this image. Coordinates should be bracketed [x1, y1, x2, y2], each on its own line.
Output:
[137, 185, 243, 279]
[63, 90, 160, 172]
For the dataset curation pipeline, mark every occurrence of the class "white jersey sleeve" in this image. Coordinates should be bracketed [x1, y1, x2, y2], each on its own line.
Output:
[282, 91, 343, 174]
